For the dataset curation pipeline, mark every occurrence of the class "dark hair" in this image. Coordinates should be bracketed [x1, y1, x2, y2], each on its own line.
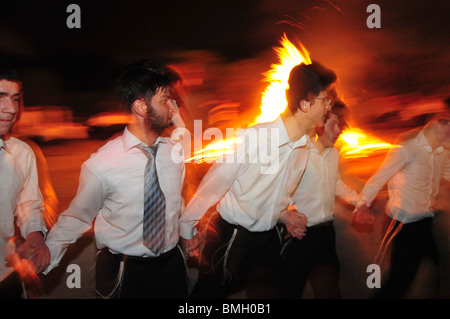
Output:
[115, 61, 181, 111]
[286, 60, 337, 114]
[444, 96, 450, 111]
[328, 100, 349, 130]
[0, 60, 23, 83]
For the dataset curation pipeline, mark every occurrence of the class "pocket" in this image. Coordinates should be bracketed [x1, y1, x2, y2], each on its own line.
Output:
[95, 249, 125, 299]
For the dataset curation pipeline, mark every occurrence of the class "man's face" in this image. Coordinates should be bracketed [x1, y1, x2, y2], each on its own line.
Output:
[317, 113, 342, 148]
[144, 87, 176, 132]
[0, 79, 21, 139]
[437, 116, 450, 149]
[309, 90, 332, 127]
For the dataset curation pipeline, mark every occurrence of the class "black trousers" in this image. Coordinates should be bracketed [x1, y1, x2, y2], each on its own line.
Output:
[281, 221, 341, 299]
[95, 246, 188, 299]
[190, 213, 285, 299]
[372, 216, 439, 299]
[0, 271, 23, 299]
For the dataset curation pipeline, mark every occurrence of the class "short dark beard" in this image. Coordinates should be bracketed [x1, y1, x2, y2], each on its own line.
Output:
[145, 103, 170, 133]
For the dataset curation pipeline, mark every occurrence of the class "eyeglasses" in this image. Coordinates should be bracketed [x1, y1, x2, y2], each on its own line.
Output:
[315, 97, 331, 105]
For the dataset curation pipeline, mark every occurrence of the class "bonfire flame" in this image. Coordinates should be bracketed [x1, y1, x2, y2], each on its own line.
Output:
[188, 34, 311, 163]
[187, 134, 243, 164]
[251, 33, 311, 125]
[337, 126, 398, 158]
[188, 34, 395, 162]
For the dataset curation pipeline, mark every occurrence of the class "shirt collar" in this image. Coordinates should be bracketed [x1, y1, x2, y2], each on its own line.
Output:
[274, 116, 308, 148]
[416, 130, 444, 154]
[122, 126, 163, 152]
[309, 137, 333, 156]
[0, 138, 11, 154]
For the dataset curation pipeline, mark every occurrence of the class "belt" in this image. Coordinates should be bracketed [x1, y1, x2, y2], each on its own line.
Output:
[108, 246, 178, 264]
[307, 220, 334, 231]
[223, 219, 277, 236]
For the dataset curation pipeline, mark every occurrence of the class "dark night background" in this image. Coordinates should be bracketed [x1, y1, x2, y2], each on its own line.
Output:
[0, 0, 449, 124]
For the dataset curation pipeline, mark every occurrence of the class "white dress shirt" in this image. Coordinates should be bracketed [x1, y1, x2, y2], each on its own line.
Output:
[180, 116, 310, 239]
[291, 144, 359, 227]
[45, 127, 185, 273]
[0, 137, 46, 281]
[359, 131, 450, 223]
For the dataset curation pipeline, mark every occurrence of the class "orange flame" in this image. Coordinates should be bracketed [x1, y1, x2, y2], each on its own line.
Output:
[187, 135, 243, 163]
[188, 34, 396, 162]
[336, 126, 398, 158]
[188, 34, 311, 163]
[251, 33, 311, 125]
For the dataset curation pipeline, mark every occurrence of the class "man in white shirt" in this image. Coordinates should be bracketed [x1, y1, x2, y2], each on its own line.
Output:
[281, 101, 372, 298]
[44, 61, 188, 298]
[181, 61, 337, 298]
[355, 111, 450, 298]
[0, 61, 49, 298]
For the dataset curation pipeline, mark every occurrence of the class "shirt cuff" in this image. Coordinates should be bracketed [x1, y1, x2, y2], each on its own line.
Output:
[353, 201, 367, 213]
[22, 222, 47, 239]
[179, 224, 196, 240]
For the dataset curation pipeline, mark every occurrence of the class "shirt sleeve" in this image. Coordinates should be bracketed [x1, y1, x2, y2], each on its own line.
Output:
[15, 149, 46, 238]
[179, 132, 247, 240]
[335, 171, 360, 206]
[179, 159, 241, 240]
[358, 146, 408, 208]
[44, 163, 105, 274]
[444, 155, 450, 182]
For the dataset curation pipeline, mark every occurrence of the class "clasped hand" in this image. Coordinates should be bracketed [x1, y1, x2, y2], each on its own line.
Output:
[279, 208, 308, 240]
[5, 231, 50, 275]
[352, 204, 375, 224]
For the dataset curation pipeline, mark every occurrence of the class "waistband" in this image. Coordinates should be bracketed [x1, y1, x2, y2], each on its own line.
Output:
[307, 220, 334, 231]
[221, 217, 277, 236]
[386, 215, 433, 228]
[108, 246, 179, 264]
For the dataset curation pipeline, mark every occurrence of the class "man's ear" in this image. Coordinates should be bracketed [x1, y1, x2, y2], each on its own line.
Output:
[299, 99, 310, 113]
[132, 99, 148, 117]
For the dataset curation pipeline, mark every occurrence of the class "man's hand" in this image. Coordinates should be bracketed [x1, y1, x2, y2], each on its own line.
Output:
[353, 204, 375, 225]
[181, 234, 200, 258]
[13, 231, 50, 274]
[279, 208, 308, 240]
[171, 100, 186, 128]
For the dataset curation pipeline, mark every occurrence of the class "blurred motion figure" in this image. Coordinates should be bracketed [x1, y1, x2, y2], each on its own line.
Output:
[43, 61, 189, 298]
[355, 110, 450, 298]
[280, 100, 373, 298]
[0, 61, 50, 298]
[180, 60, 337, 298]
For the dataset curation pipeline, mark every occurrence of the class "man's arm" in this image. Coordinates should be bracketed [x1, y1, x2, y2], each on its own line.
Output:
[334, 171, 376, 224]
[357, 146, 408, 208]
[335, 174, 360, 206]
[179, 158, 241, 240]
[12, 150, 49, 273]
[444, 155, 450, 182]
[43, 164, 105, 274]
[353, 146, 408, 222]
[179, 128, 252, 242]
